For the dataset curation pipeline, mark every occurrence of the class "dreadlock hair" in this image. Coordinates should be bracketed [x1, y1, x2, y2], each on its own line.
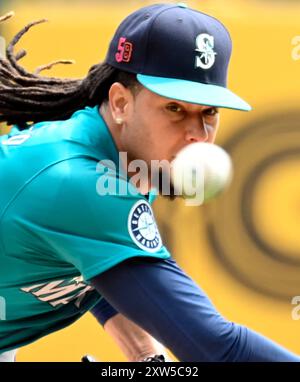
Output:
[0, 12, 140, 130]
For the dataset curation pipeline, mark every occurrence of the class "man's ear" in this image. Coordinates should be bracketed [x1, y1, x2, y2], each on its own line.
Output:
[108, 82, 133, 125]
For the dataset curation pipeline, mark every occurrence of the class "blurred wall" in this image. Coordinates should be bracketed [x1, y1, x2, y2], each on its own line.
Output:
[1, 0, 300, 361]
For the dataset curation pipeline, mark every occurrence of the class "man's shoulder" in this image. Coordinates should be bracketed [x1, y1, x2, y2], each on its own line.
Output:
[27, 106, 103, 151]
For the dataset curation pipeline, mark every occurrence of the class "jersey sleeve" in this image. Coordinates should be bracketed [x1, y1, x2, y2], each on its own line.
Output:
[11, 157, 170, 281]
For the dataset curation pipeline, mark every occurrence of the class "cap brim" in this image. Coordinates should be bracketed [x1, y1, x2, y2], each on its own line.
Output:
[137, 74, 251, 111]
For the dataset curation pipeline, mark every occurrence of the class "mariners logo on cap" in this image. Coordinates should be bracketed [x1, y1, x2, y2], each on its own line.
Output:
[128, 200, 162, 252]
[195, 33, 217, 70]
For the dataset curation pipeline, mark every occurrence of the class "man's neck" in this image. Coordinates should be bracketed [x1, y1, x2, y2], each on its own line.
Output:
[99, 105, 152, 195]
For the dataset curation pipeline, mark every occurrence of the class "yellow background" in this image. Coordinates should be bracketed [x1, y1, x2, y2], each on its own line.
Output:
[1, 0, 300, 361]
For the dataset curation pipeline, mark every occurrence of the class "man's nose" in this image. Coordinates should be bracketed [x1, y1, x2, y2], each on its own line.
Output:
[184, 116, 209, 143]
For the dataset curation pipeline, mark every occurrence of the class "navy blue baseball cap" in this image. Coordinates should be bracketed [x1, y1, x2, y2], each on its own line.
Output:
[105, 3, 251, 111]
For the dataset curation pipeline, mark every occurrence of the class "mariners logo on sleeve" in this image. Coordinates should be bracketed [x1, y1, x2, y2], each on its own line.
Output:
[128, 200, 162, 252]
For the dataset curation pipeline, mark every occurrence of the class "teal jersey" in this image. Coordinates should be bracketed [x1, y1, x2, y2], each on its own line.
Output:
[0, 106, 170, 352]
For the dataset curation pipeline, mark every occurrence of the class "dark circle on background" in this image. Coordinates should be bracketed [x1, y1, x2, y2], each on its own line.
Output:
[242, 148, 300, 266]
[205, 110, 300, 300]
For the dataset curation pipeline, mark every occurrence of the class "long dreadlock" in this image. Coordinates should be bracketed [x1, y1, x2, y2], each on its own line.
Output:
[0, 11, 139, 130]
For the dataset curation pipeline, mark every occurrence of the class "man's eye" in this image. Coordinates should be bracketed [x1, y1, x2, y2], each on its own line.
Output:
[166, 104, 183, 113]
[204, 107, 219, 116]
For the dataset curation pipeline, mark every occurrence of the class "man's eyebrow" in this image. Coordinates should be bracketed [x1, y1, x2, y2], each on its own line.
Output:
[163, 100, 220, 112]
[202, 105, 219, 109]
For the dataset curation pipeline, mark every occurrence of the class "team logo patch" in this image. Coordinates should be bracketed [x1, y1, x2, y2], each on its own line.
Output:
[195, 33, 217, 70]
[128, 200, 162, 253]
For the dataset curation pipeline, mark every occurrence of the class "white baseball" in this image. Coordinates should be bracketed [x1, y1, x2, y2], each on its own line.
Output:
[170, 142, 233, 206]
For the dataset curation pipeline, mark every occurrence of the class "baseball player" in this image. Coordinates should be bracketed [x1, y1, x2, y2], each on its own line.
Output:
[0, 4, 299, 362]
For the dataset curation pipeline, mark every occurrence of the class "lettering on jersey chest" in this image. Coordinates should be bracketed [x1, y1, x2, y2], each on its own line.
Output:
[20, 276, 94, 308]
